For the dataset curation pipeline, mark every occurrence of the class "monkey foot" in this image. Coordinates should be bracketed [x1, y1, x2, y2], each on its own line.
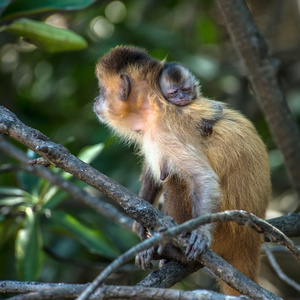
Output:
[135, 246, 157, 269]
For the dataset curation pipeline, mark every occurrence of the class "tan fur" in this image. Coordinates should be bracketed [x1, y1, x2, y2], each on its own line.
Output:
[94, 46, 271, 296]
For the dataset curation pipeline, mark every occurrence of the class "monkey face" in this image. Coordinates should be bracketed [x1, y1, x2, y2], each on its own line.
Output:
[159, 63, 199, 106]
[163, 85, 195, 106]
[93, 72, 148, 137]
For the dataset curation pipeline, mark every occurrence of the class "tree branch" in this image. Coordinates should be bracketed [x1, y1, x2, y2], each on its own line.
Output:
[265, 213, 300, 239]
[215, 0, 300, 198]
[263, 244, 300, 292]
[0, 281, 248, 300]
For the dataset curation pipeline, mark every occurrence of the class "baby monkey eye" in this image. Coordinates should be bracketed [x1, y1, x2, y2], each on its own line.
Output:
[182, 87, 191, 92]
[168, 89, 178, 95]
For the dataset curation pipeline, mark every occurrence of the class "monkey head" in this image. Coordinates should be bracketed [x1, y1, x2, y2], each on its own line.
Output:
[159, 62, 200, 106]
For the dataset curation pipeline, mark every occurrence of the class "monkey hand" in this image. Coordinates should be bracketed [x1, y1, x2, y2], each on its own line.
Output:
[132, 221, 151, 241]
[135, 246, 158, 269]
[202, 122, 213, 136]
[185, 227, 211, 260]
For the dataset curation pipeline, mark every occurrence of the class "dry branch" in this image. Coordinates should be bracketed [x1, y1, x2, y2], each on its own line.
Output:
[0, 281, 248, 300]
[263, 244, 300, 292]
[215, 0, 300, 198]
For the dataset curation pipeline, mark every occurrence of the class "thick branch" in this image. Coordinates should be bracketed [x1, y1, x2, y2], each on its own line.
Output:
[215, 0, 300, 198]
[266, 213, 300, 239]
[137, 260, 201, 288]
[0, 281, 247, 300]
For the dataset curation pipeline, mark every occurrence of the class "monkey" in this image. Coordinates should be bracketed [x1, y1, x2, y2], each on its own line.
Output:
[159, 62, 223, 136]
[94, 46, 271, 296]
[159, 62, 199, 106]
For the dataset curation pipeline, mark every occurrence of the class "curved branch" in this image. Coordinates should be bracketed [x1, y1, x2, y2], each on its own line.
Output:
[263, 244, 300, 292]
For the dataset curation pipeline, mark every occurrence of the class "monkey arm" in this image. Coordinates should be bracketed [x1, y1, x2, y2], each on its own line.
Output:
[132, 166, 162, 241]
[169, 149, 221, 261]
[139, 167, 162, 204]
[186, 168, 220, 260]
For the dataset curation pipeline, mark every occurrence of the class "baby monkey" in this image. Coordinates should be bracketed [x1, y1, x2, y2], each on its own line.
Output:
[159, 62, 199, 106]
[160, 62, 223, 135]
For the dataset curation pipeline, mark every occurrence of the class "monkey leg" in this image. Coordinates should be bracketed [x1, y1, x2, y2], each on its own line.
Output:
[212, 224, 262, 296]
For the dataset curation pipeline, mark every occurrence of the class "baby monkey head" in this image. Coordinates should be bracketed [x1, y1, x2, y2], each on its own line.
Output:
[159, 62, 200, 106]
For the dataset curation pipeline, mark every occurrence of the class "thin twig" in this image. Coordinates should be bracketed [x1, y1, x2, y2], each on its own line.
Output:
[263, 244, 300, 292]
[28, 157, 50, 167]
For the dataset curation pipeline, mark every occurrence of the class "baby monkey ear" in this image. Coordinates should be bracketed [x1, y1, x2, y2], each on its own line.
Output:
[119, 73, 131, 100]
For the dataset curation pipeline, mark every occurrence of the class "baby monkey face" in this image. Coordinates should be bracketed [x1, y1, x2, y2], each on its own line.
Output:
[159, 63, 199, 106]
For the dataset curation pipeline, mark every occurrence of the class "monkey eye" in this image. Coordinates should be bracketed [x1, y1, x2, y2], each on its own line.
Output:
[182, 87, 191, 92]
[167, 89, 178, 96]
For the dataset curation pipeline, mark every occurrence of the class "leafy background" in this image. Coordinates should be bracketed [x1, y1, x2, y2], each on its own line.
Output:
[0, 0, 299, 298]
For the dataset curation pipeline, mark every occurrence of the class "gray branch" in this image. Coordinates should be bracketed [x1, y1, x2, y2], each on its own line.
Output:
[215, 0, 300, 198]
[0, 281, 248, 300]
[263, 244, 300, 292]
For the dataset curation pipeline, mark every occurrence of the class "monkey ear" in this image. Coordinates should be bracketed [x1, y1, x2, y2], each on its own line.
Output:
[119, 73, 131, 100]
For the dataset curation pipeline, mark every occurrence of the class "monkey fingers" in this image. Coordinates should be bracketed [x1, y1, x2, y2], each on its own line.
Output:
[135, 246, 158, 269]
[201, 122, 213, 136]
[185, 228, 211, 260]
[132, 221, 150, 241]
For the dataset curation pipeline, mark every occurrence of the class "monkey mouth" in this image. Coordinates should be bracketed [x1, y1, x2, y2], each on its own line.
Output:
[173, 99, 191, 106]
[93, 105, 105, 122]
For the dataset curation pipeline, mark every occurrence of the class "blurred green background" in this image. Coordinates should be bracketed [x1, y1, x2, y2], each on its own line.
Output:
[0, 0, 299, 298]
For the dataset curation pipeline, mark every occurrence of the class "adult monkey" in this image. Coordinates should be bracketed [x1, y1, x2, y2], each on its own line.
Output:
[94, 46, 270, 295]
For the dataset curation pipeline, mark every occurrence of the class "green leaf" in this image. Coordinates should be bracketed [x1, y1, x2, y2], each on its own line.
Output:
[78, 143, 105, 164]
[0, 187, 28, 196]
[0, 196, 25, 206]
[0, 18, 88, 53]
[0, 187, 36, 205]
[1, 0, 96, 21]
[15, 207, 43, 281]
[42, 189, 68, 210]
[51, 211, 120, 259]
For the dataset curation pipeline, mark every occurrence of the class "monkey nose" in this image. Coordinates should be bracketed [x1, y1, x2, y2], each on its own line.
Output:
[94, 96, 100, 103]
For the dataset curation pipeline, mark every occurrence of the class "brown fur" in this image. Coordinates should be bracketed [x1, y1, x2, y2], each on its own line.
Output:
[94, 46, 271, 296]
